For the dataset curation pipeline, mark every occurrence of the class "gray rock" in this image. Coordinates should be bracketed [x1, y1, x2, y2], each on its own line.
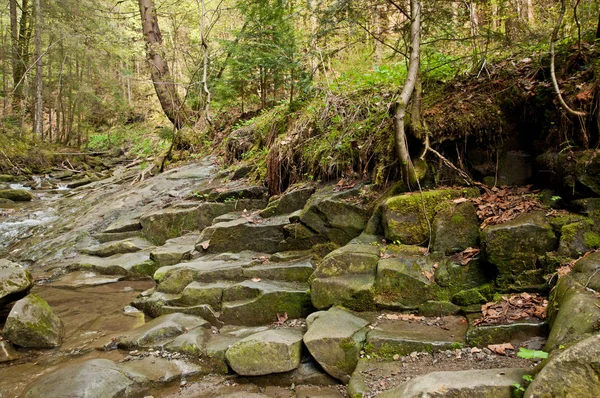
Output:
[431, 201, 480, 254]
[558, 219, 600, 258]
[481, 211, 557, 289]
[164, 327, 209, 356]
[242, 259, 314, 283]
[2, 294, 64, 348]
[312, 243, 380, 278]
[525, 335, 600, 398]
[466, 320, 547, 347]
[117, 313, 209, 349]
[379, 368, 528, 398]
[119, 356, 205, 384]
[303, 307, 369, 383]
[80, 237, 152, 257]
[0, 259, 33, 307]
[0, 189, 33, 201]
[68, 251, 157, 276]
[259, 186, 316, 218]
[299, 186, 370, 245]
[150, 235, 197, 266]
[25, 359, 136, 398]
[311, 274, 376, 312]
[225, 329, 303, 375]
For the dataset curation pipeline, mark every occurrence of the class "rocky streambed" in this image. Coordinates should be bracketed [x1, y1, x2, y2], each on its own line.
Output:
[1, 157, 600, 397]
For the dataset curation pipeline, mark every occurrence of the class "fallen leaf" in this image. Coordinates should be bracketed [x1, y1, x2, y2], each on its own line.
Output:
[488, 343, 514, 355]
[276, 312, 288, 324]
[251, 277, 261, 282]
[423, 270, 434, 281]
[453, 197, 468, 204]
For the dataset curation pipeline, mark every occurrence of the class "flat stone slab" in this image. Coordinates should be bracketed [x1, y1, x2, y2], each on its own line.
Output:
[466, 320, 547, 347]
[225, 329, 304, 376]
[117, 313, 209, 349]
[68, 251, 156, 276]
[378, 368, 528, 398]
[80, 237, 152, 257]
[119, 356, 205, 384]
[242, 259, 314, 283]
[311, 274, 376, 312]
[365, 315, 468, 357]
[221, 280, 312, 326]
[47, 271, 124, 289]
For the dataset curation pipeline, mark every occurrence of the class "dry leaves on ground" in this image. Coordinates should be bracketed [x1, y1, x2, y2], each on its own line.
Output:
[450, 247, 481, 265]
[488, 343, 514, 355]
[471, 186, 544, 228]
[473, 293, 548, 327]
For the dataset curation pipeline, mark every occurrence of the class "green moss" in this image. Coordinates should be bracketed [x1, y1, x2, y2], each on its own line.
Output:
[584, 231, 600, 249]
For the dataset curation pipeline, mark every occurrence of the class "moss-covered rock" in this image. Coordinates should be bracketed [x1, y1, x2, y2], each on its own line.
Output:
[417, 300, 461, 316]
[311, 274, 376, 311]
[312, 243, 380, 279]
[375, 255, 438, 309]
[0, 259, 33, 307]
[164, 328, 209, 356]
[466, 320, 547, 347]
[558, 218, 599, 258]
[299, 186, 370, 245]
[2, 294, 64, 348]
[0, 189, 32, 202]
[545, 275, 600, 351]
[434, 257, 490, 297]
[525, 335, 600, 398]
[259, 186, 315, 218]
[303, 307, 369, 383]
[225, 329, 303, 376]
[431, 202, 480, 254]
[570, 251, 600, 291]
[536, 150, 600, 197]
[381, 188, 479, 246]
[481, 211, 557, 289]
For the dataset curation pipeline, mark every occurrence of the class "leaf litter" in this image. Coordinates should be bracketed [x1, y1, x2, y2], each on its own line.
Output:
[471, 185, 544, 228]
[474, 293, 548, 327]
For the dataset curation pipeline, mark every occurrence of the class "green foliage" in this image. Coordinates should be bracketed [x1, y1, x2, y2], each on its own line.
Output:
[87, 123, 170, 157]
[517, 348, 548, 359]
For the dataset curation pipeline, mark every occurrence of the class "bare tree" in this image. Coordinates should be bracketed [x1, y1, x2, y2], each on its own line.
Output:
[138, 0, 192, 128]
[34, 0, 43, 139]
[394, 0, 421, 183]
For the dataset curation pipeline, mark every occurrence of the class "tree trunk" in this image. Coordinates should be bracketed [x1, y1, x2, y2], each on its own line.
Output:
[138, 0, 191, 128]
[33, 0, 43, 139]
[394, 0, 421, 183]
[596, 10, 600, 39]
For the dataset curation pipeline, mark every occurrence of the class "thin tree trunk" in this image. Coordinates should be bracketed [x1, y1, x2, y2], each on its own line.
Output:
[33, 0, 43, 140]
[394, 0, 421, 183]
[138, 0, 191, 128]
[196, 0, 211, 123]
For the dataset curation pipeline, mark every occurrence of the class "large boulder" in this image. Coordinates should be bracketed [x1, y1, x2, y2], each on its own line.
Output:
[381, 188, 478, 246]
[557, 218, 600, 258]
[225, 329, 303, 376]
[303, 307, 369, 383]
[311, 274, 376, 312]
[299, 186, 370, 245]
[25, 359, 136, 398]
[0, 259, 33, 307]
[2, 294, 64, 348]
[379, 368, 529, 398]
[312, 242, 380, 278]
[259, 186, 316, 218]
[545, 275, 600, 351]
[481, 211, 557, 289]
[431, 201, 480, 254]
[525, 335, 600, 398]
[117, 313, 209, 349]
[0, 189, 33, 202]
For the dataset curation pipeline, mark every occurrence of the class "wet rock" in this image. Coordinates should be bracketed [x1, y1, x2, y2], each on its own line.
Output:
[431, 201, 480, 254]
[69, 251, 157, 276]
[0, 340, 20, 363]
[0, 174, 20, 182]
[93, 230, 143, 243]
[365, 315, 467, 357]
[206, 325, 270, 372]
[311, 274, 376, 311]
[0, 259, 33, 307]
[525, 335, 600, 398]
[221, 280, 312, 325]
[378, 368, 528, 398]
[178, 281, 231, 310]
[119, 356, 206, 384]
[481, 211, 556, 289]
[303, 307, 369, 383]
[47, 271, 124, 288]
[117, 313, 209, 349]
[225, 329, 303, 375]
[247, 355, 339, 387]
[25, 359, 137, 398]
[466, 320, 547, 347]
[80, 237, 153, 257]
[0, 198, 15, 207]
[66, 175, 93, 189]
[164, 327, 209, 356]
[381, 188, 478, 245]
[259, 186, 316, 218]
[103, 215, 142, 233]
[0, 189, 32, 202]
[375, 255, 438, 309]
[299, 186, 370, 245]
[2, 294, 64, 348]
[545, 275, 600, 351]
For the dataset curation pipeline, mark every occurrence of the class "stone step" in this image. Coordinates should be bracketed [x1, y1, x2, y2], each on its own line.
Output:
[80, 237, 153, 258]
[242, 259, 314, 283]
[149, 234, 197, 267]
[67, 251, 157, 276]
